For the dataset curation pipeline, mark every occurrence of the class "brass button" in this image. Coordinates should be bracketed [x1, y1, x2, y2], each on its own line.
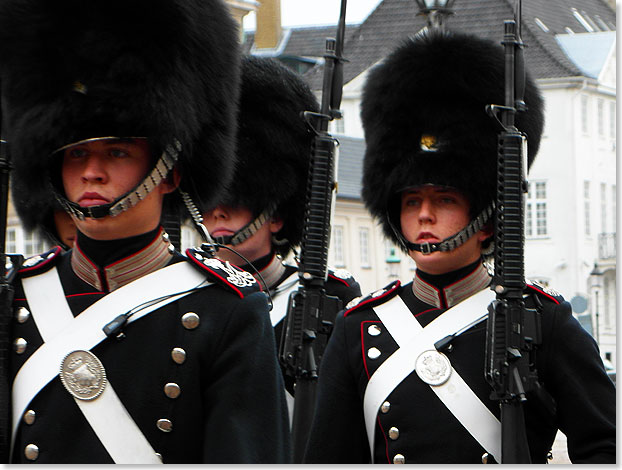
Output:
[164, 383, 181, 399]
[167, 244, 175, 254]
[162, 232, 170, 242]
[388, 427, 400, 440]
[24, 444, 39, 461]
[15, 307, 30, 323]
[380, 401, 391, 414]
[171, 347, 187, 364]
[14, 338, 27, 354]
[393, 454, 405, 464]
[157, 418, 173, 433]
[368, 324, 382, 336]
[23, 410, 36, 425]
[156, 453, 163, 462]
[181, 312, 200, 330]
[367, 347, 381, 360]
[482, 453, 490, 464]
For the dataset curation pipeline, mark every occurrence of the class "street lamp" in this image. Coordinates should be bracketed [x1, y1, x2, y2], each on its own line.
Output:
[386, 247, 401, 279]
[414, 0, 455, 30]
[590, 262, 604, 344]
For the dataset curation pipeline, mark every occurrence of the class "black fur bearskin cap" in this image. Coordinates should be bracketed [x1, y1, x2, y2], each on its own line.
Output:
[361, 30, 544, 248]
[206, 56, 319, 256]
[0, 0, 241, 232]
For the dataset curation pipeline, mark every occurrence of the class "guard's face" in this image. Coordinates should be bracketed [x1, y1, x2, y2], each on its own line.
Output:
[53, 210, 77, 248]
[400, 186, 489, 274]
[203, 205, 283, 266]
[61, 138, 176, 240]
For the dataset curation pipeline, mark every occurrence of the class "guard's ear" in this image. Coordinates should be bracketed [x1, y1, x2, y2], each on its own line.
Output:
[270, 215, 284, 234]
[160, 167, 181, 194]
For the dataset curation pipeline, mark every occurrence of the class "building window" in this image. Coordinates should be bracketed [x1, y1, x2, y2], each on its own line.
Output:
[600, 183, 607, 233]
[334, 111, 345, 134]
[604, 277, 611, 328]
[359, 227, 370, 268]
[597, 99, 604, 136]
[332, 225, 344, 267]
[581, 95, 590, 134]
[384, 239, 393, 260]
[5, 225, 49, 257]
[526, 181, 548, 237]
[609, 102, 616, 139]
[584, 181, 591, 236]
[6, 228, 16, 253]
[611, 184, 617, 232]
[23, 231, 46, 257]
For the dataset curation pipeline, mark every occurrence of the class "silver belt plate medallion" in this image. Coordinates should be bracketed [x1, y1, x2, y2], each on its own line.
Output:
[60, 350, 107, 400]
[415, 350, 452, 386]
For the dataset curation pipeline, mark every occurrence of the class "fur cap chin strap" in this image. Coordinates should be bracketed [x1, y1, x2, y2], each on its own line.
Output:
[55, 139, 181, 220]
[391, 203, 494, 254]
[211, 203, 277, 246]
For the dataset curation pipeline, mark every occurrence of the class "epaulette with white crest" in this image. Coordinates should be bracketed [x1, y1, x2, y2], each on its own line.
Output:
[186, 247, 261, 298]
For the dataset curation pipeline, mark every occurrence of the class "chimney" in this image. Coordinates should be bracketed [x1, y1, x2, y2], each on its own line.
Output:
[255, 0, 282, 49]
[225, 1, 259, 42]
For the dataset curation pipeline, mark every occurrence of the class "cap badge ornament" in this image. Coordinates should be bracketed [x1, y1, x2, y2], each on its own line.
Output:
[60, 350, 107, 400]
[420, 134, 439, 152]
[415, 350, 452, 386]
[72, 80, 88, 95]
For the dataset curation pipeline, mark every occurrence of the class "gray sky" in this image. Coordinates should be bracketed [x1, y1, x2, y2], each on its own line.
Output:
[243, 0, 383, 29]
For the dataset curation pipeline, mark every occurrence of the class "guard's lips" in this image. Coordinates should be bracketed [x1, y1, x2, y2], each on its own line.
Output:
[210, 227, 235, 237]
[416, 231, 439, 243]
[78, 192, 110, 207]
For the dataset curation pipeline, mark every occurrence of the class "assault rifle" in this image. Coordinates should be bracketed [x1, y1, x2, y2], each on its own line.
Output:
[278, 0, 347, 462]
[484, 2, 547, 463]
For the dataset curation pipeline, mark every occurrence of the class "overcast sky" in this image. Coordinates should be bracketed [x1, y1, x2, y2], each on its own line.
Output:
[243, 0, 384, 30]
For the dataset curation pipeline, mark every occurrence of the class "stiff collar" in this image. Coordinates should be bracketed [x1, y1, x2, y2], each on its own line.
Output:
[412, 262, 491, 308]
[251, 252, 288, 290]
[71, 227, 175, 292]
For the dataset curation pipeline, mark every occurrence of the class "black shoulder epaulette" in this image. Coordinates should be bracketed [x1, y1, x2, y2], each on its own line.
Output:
[186, 248, 261, 299]
[344, 280, 401, 316]
[5, 253, 23, 281]
[327, 267, 356, 288]
[525, 279, 564, 305]
[18, 247, 63, 278]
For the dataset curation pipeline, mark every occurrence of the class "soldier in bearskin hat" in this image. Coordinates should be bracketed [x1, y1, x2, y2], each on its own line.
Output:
[15, 200, 76, 251]
[201, 56, 361, 420]
[0, 0, 290, 463]
[303, 30, 615, 463]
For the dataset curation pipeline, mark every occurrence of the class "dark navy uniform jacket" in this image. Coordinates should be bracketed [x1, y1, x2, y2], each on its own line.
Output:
[243, 252, 362, 392]
[304, 260, 615, 464]
[242, 252, 361, 345]
[9, 227, 291, 464]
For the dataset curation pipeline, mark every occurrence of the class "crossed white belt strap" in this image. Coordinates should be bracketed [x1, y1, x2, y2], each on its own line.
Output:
[13, 262, 209, 463]
[363, 288, 501, 462]
[269, 273, 299, 327]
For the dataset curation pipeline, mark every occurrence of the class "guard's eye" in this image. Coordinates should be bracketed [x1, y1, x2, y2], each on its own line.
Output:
[67, 147, 88, 158]
[109, 148, 130, 158]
